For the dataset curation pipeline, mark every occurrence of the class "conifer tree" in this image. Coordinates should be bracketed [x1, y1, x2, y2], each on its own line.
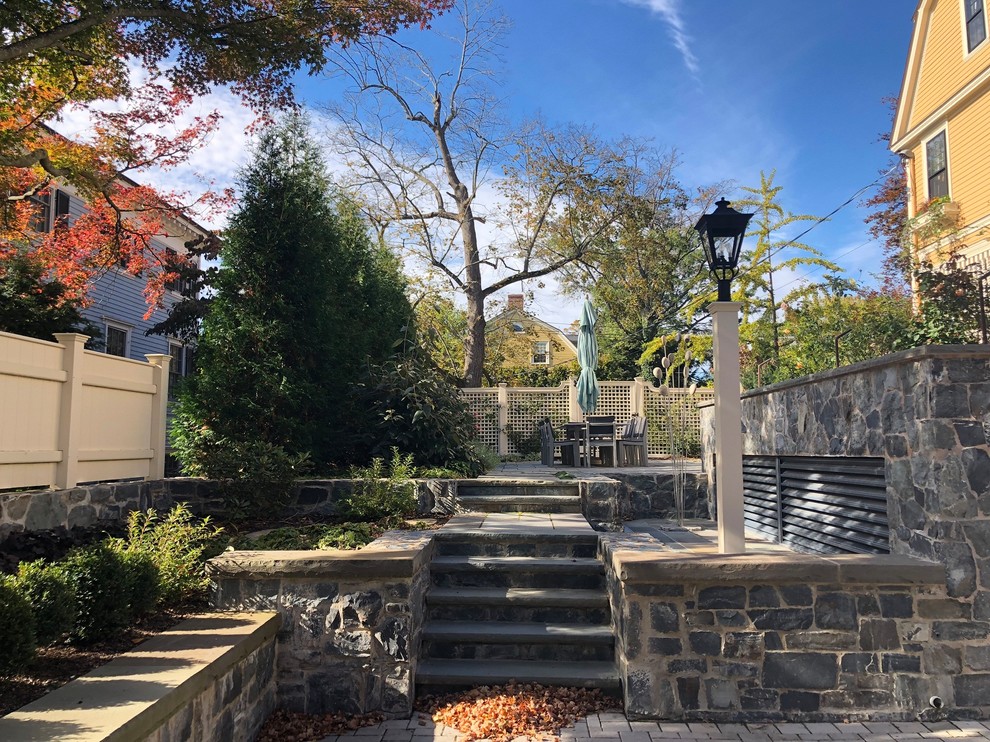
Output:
[173, 116, 409, 497]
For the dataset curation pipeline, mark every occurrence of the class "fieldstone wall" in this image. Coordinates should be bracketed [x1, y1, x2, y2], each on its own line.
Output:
[601, 534, 990, 721]
[700, 347, 990, 622]
[207, 531, 435, 716]
[0, 478, 451, 544]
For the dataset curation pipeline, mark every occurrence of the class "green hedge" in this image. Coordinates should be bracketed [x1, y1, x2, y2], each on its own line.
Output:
[0, 576, 36, 676]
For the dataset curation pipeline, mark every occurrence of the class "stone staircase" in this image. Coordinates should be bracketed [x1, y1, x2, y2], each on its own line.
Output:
[416, 532, 620, 695]
[455, 480, 582, 513]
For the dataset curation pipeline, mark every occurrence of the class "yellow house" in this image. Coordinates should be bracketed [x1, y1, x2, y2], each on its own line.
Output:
[487, 294, 578, 370]
[892, 0, 990, 268]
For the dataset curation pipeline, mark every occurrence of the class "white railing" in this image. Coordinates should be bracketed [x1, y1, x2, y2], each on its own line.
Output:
[461, 378, 712, 457]
[0, 331, 170, 490]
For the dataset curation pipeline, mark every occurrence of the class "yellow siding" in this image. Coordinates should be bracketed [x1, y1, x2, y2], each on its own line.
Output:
[487, 314, 577, 369]
[907, 84, 990, 225]
[911, 0, 990, 128]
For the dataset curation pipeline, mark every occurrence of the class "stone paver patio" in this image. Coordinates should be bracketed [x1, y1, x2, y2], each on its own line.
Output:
[317, 712, 990, 741]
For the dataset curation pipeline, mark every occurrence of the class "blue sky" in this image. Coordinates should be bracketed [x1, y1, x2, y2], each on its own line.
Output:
[288, 0, 917, 326]
[65, 1, 913, 328]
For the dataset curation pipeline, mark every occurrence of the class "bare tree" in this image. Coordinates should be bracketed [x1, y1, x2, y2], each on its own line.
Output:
[325, 0, 629, 385]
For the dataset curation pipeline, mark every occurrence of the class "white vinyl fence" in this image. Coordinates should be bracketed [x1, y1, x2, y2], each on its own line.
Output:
[462, 379, 713, 457]
[0, 331, 170, 491]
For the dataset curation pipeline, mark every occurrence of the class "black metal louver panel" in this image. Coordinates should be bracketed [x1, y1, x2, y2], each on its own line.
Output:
[742, 456, 779, 543]
[742, 455, 889, 555]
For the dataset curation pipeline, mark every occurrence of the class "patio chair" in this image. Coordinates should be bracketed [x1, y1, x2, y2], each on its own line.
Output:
[617, 415, 649, 467]
[539, 420, 583, 467]
[586, 415, 617, 467]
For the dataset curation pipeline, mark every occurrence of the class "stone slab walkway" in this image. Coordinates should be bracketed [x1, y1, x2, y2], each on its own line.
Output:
[487, 460, 703, 478]
[318, 713, 990, 742]
[441, 512, 595, 534]
[321, 713, 990, 742]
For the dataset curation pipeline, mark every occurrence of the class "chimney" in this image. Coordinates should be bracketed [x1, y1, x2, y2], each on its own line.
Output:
[507, 294, 525, 311]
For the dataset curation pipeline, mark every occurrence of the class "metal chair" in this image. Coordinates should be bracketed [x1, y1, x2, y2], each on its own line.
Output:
[617, 415, 648, 467]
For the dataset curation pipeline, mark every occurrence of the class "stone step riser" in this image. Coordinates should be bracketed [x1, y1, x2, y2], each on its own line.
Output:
[457, 485, 580, 497]
[421, 640, 614, 663]
[435, 540, 599, 559]
[427, 603, 610, 624]
[431, 570, 605, 590]
[456, 500, 582, 514]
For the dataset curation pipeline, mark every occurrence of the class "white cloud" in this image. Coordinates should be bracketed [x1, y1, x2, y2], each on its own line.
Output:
[618, 0, 699, 75]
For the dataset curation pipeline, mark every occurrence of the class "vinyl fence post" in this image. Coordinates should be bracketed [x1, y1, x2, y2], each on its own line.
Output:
[145, 353, 172, 480]
[53, 333, 88, 490]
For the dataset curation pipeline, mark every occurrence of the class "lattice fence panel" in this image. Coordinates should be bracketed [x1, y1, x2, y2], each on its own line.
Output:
[586, 382, 634, 428]
[462, 388, 500, 453]
[505, 384, 571, 456]
[644, 387, 714, 457]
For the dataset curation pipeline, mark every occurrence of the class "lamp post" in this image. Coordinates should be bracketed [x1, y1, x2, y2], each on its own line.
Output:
[695, 198, 753, 554]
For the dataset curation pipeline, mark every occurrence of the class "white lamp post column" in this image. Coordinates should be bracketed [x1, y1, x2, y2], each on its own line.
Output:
[710, 301, 745, 554]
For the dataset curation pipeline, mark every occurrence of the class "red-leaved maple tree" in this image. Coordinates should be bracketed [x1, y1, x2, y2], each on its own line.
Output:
[1, 0, 453, 313]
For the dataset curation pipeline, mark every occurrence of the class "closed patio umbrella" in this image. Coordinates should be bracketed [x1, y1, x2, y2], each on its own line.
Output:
[577, 299, 599, 414]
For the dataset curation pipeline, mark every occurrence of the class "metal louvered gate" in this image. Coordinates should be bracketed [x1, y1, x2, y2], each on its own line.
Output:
[742, 455, 890, 555]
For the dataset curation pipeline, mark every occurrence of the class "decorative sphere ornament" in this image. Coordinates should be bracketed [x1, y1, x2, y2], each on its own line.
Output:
[652, 367, 663, 380]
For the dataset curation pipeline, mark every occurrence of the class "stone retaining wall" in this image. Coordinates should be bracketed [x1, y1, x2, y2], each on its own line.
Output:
[700, 347, 990, 620]
[0, 478, 452, 543]
[207, 531, 434, 716]
[602, 534, 990, 721]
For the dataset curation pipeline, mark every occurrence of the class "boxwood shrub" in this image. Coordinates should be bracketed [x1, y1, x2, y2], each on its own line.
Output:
[0, 576, 36, 675]
[15, 560, 76, 646]
[61, 543, 135, 643]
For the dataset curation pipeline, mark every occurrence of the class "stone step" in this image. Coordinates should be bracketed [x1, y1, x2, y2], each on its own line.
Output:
[416, 659, 621, 691]
[421, 620, 613, 644]
[426, 586, 610, 624]
[421, 638, 614, 662]
[435, 533, 599, 559]
[430, 556, 605, 590]
[457, 481, 580, 498]
[457, 494, 581, 513]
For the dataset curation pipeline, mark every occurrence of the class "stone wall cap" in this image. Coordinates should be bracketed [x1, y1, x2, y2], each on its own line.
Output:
[696, 343, 990, 407]
[206, 539, 434, 578]
[609, 549, 944, 585]
[0, 611, 280, 742]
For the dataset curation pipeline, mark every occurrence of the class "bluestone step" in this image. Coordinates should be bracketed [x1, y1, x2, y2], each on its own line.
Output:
[422, 620, 613, 643]
[427, 586, 608, 608]
[416, 659, 621, 690]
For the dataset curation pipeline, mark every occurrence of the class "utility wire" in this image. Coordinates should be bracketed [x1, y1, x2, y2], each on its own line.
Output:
[732, 161, 900, 285]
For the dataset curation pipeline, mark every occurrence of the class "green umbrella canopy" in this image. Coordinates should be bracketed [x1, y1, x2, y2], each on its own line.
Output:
[577, 299, 599, 414]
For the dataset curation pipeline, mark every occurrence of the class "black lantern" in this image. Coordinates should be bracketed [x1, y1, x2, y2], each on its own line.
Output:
[695, 198, 754, 301]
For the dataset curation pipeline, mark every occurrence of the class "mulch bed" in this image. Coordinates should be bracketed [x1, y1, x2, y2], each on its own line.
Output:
[0, 607, 195, 717]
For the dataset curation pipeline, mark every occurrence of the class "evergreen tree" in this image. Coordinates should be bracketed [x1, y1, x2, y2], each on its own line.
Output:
[173, 117, 409, 501]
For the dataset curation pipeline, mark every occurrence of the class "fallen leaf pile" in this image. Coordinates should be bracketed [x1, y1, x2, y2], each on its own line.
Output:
[257, 709, 385, 742]
[415, 683, 621, 742]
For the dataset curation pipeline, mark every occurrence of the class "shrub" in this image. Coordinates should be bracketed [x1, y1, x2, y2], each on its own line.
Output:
[119, 549, 160, 619]
[62, 542, 134, 643]
[358, 351, 484, 476]
[122, 504, 224, 604]
[240, 522, 379, 551]
[170, 422, 311, 518]
[0, 576, 36, 676]
[342, 449, 417, 522]
[15, 560, 76, 646]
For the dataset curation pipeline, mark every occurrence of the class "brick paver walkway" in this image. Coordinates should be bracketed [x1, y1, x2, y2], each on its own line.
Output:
[318, 712, 990, 742]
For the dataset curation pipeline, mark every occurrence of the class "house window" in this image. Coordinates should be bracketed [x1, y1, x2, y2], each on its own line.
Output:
[163, 248, 195, 294]
[168, 342, 194, 399]
[532, 341, 549, 365]
[512, 322, 525, 333]
[27, 190, 70, 233]
[926, 131, 949, 200]
[105, 324, 129, 357]
[966, 0, 987, 52]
